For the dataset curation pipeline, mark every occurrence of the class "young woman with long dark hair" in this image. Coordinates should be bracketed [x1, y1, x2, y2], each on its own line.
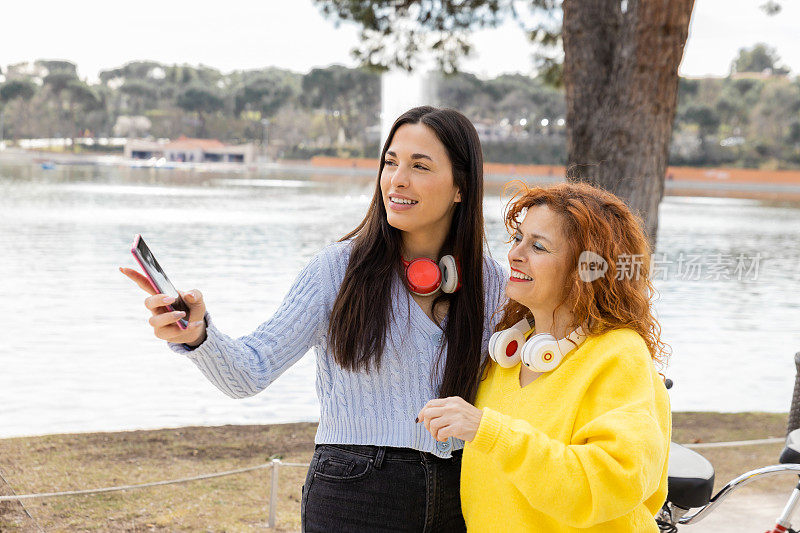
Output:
[417, 182, 671, 532]
[121, 106, 506, 531]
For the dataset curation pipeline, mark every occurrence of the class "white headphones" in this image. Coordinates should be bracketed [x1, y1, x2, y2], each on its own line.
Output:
[488, 317, 586, 372]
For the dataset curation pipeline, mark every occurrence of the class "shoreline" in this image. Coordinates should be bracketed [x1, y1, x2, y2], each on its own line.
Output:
[2, 149, 800, 201]
[0, 409, 792, 444]
[307, 155, 800, 201]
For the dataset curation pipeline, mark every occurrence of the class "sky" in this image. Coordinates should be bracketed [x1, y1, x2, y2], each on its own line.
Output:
[1, 0, 798, 81]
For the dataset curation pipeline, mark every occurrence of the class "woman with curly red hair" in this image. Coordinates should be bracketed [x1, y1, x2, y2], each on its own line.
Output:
[418, 182, 671, 531]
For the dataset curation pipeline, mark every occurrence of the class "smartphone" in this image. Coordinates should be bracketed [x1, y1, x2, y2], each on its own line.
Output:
[131, 234, 190, 329]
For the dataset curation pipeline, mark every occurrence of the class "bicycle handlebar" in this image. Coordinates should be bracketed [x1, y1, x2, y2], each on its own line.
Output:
[677, 463, 800, 525]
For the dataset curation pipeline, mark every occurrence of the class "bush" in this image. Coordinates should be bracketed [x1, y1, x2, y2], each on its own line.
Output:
[481, 137, 566, 165]
[280, 143, 380, 160]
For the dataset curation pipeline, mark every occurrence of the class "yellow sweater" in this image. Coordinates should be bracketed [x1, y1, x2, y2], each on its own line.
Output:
[461, 328, 671, 532]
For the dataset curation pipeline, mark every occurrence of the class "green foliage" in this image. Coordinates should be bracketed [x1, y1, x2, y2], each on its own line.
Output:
[120, 80, 158, 99]
[118, 79, 159, 114]
[482, 138, 565, 165]
[312, 0, 562, 76]
[99, 60, 165, 83]
[301, 65, 380, 145]
[4, 55, 800, 168]
[438, 72, 564, 122]
[677, 78, 700, 98]
[174, 83, 225, 137]
[0, 79, 36, 103]
[301, 65, 379, 111]
[788, 121, 800, 145]
[732, 78, 761, 96]
[66, 80, 102, 110]
[43, 70, 79, 95]
[731, 43, 789, 75]
[282, 143, 377, 160]
[176, 85, 224, 114]
[434, 71, 568, 165]
[234, 73, 297, 118]
[35, 59, 77, 76]
[760, 0, 782, 15]
[438, 72, 483, 110]
[671, 76, 800, 168]
[682, 105, 720, 135]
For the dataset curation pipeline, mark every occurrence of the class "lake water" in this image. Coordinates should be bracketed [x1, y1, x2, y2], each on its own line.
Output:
[1, 162, 799, 439]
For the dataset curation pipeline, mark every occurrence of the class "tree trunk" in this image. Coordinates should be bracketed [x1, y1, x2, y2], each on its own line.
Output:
[69, 101, 78, 153]
[562, 0, 694, 245]
[197, 111, 205, 138]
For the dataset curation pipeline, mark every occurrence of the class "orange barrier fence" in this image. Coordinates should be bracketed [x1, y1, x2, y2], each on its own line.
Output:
[665, 166, 800, 185]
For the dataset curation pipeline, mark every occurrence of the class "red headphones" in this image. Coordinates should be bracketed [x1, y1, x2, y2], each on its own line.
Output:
[402, 255, 461, 296]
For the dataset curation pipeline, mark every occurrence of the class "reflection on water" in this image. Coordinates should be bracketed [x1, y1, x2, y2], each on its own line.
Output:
[1, 163, 799, 438]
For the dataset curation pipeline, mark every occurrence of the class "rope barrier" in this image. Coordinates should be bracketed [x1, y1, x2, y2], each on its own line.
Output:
[0, 466, 45, 532]
[0, 459, 310, 529]
[0, 437, 789, 528]
[0, 463, 273, 502]
[0, 437, 789, 503]
[683, 437, 785, 449]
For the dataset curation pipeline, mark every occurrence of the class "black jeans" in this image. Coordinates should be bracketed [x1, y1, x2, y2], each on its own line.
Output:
[301, 444, 466, 532]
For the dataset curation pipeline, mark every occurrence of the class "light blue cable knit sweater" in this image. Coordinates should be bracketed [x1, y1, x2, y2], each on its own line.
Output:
[169, 240, 507, 458]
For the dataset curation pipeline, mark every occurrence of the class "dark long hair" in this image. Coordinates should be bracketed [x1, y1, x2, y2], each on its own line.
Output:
[328, 106, 487, 402]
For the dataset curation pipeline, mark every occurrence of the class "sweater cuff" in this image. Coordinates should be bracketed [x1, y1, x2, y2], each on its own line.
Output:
[470, 407, 505, 454]
[168, 312, 212, 355]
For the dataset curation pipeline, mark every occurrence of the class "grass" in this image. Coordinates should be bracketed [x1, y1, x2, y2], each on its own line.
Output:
[0, 413, 794, 532]
[0, 424, 317, 532]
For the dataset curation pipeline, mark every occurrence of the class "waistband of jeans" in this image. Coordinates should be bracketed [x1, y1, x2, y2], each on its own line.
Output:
[316, 443, 462, 462]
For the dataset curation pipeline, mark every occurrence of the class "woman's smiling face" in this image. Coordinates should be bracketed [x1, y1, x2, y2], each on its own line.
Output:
[380, 123, 461, 238]
[506, 204, 574, 315]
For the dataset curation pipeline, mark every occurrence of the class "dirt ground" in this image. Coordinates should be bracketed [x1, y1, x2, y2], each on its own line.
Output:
[0, 413, 795, 532]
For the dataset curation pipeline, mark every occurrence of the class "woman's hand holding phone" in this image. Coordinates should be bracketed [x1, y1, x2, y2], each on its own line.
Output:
[119, 267, 208, 347]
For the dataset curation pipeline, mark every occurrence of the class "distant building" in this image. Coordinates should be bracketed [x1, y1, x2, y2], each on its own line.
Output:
[124, 136, 256, 164]
[124, 139, 161, 160]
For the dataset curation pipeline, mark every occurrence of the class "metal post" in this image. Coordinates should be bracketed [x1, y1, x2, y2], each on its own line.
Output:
[787, 352, 800, 434]
[268, 459, 280, 528]
[775, 482, 800, 529]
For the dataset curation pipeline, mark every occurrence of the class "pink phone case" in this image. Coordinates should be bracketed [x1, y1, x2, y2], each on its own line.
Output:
[131, 234, 188, 330]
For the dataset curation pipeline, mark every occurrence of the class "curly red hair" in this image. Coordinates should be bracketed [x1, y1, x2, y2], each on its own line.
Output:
[494, 181, 669, 365]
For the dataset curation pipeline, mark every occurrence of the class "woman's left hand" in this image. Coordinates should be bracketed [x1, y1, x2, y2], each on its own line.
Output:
[417, 396, 483, 442]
